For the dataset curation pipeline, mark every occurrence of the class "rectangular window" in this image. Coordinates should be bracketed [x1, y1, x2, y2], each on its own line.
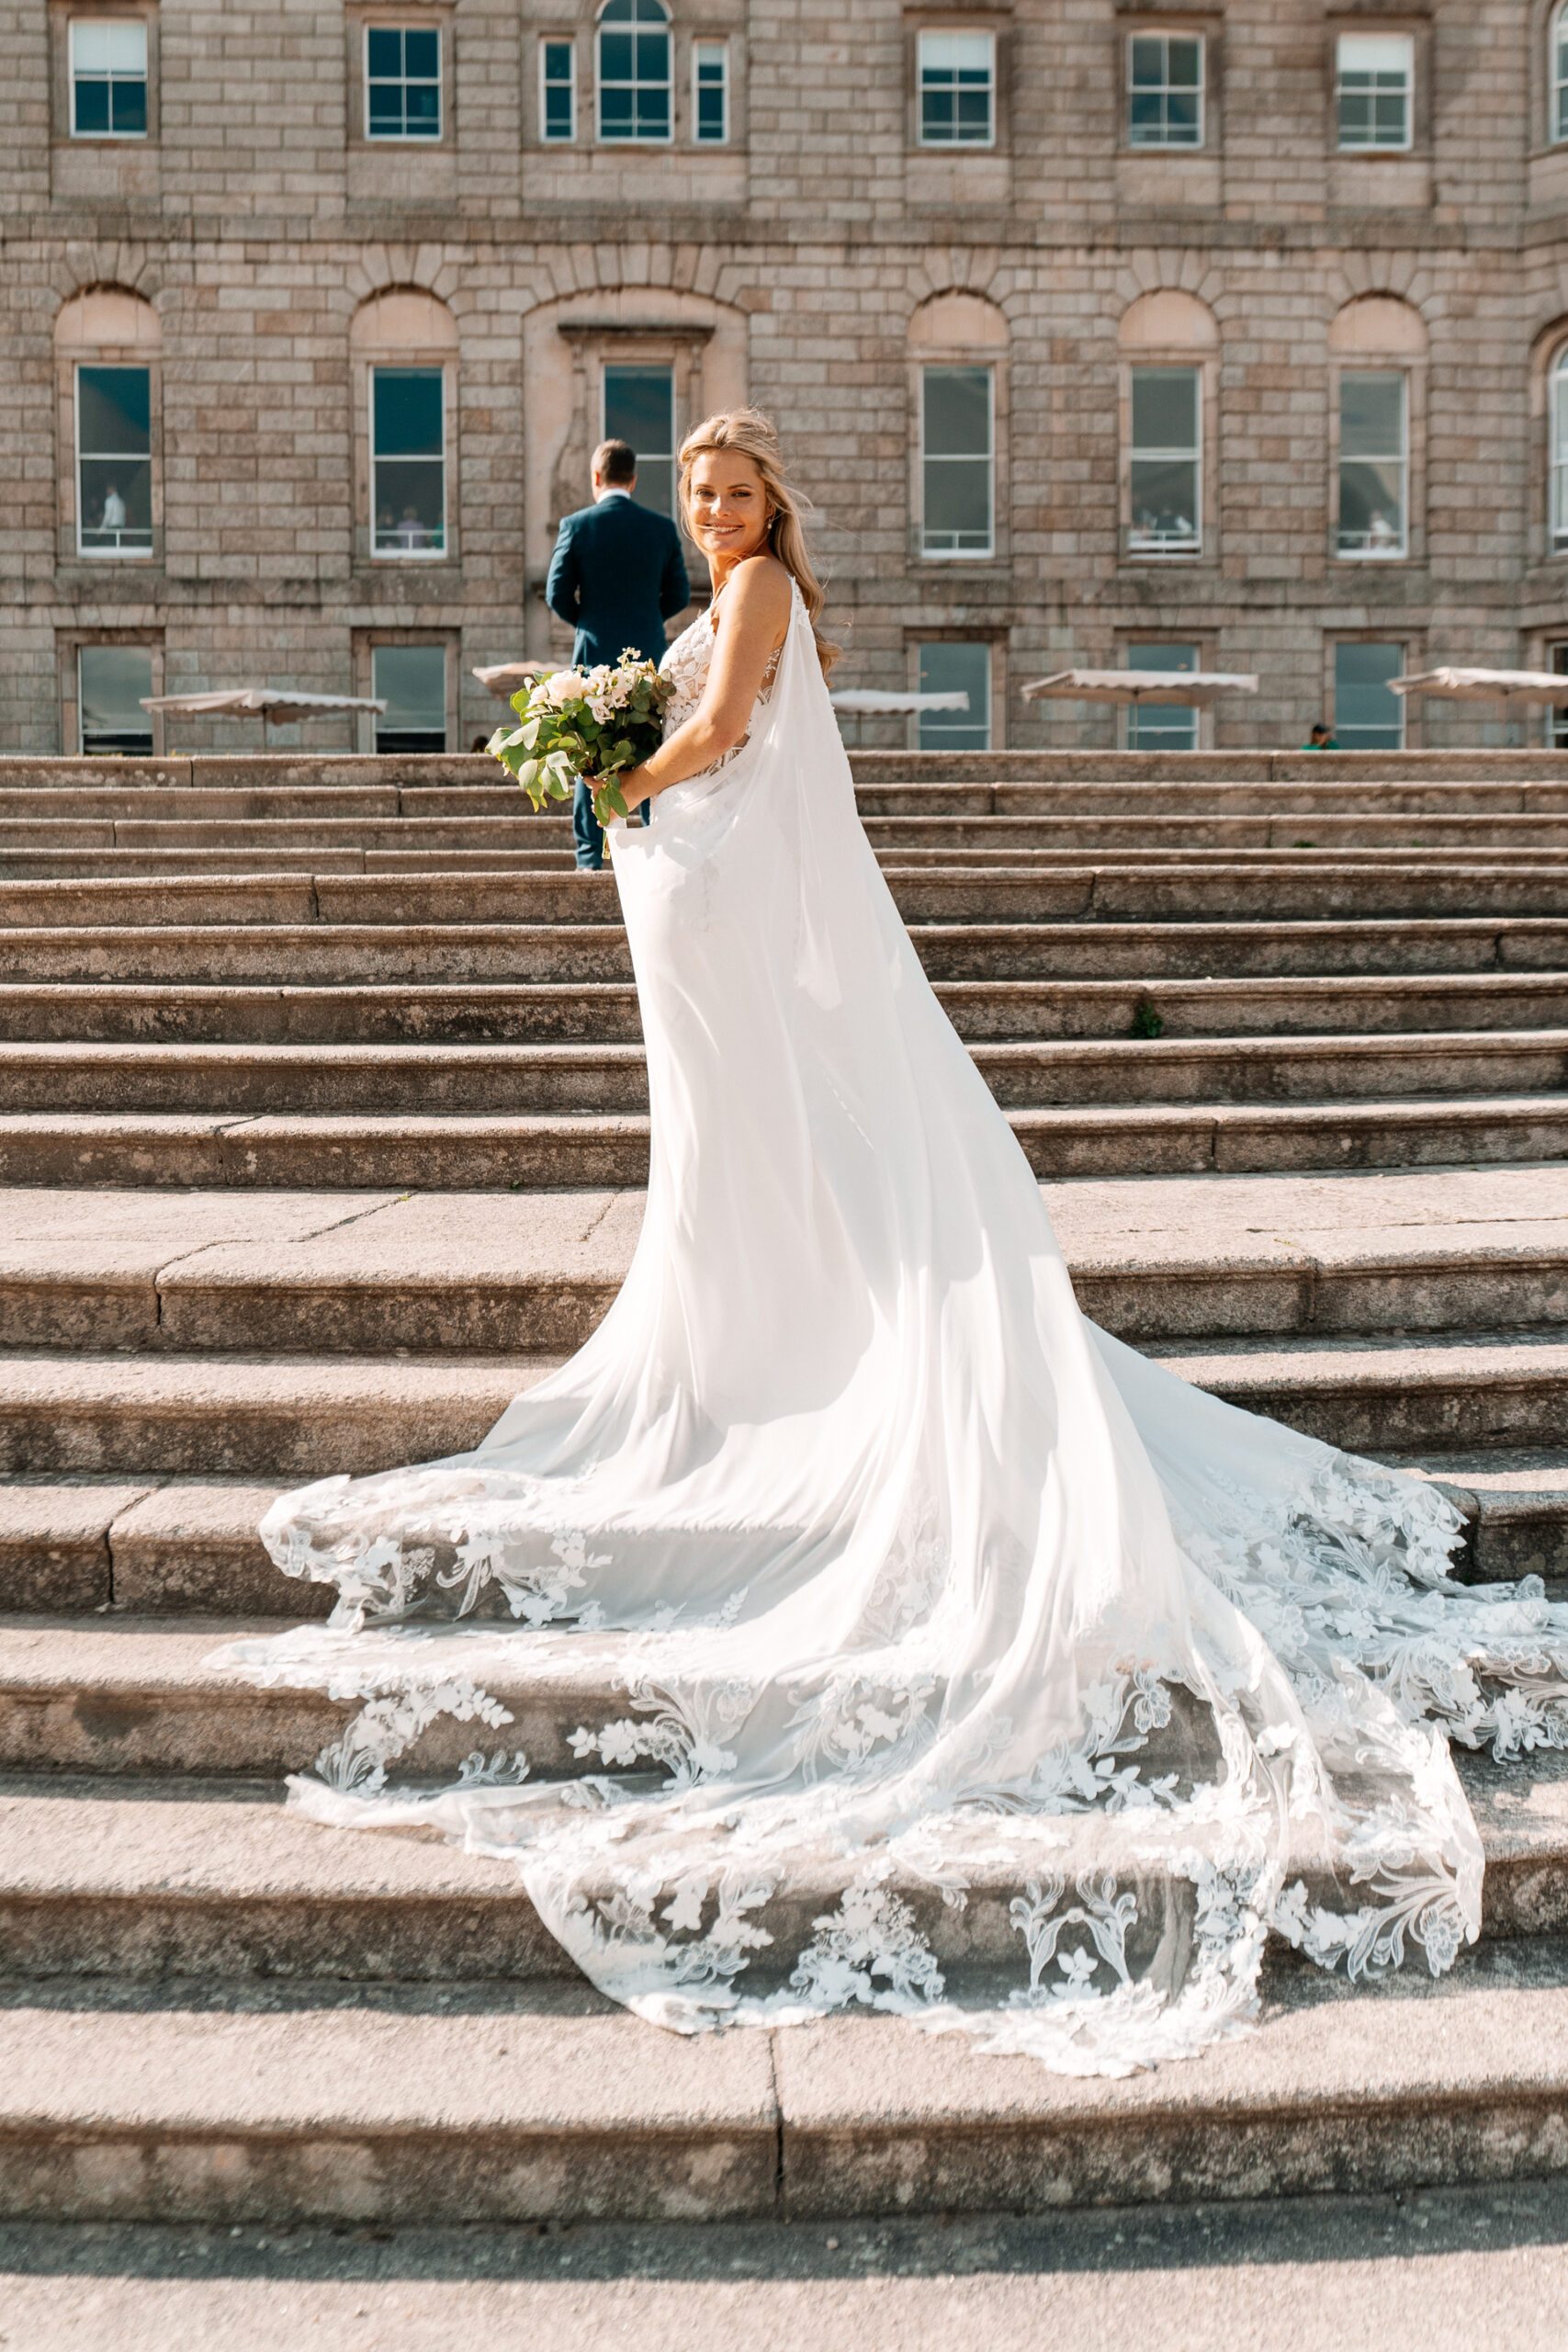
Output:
[366, 24, 442, 139]
[597, 0, 671, 141]
[1337, 32, 1413, 151]
[1129, 367, 1201, 555]
[918, 642, 991, 752]
[1550, 643, 1568, 749]
[1127, 33, 1203, 148]
[694, 40, 728, 141]
[1126, 643, 1199, 751]
[76, 365, 152, 557]
[918, 29, 995, 145]
[920, 366, 993, 558]
[1337, 371, 1406, 559]
[603, 365, 675, 517]
[1556, 15, 1568, 143]
[541, 39, 576, 139]
[371, 368, 446, 558]
[373, 645, 447, 752]
[70, 18, 148, 137]
[1334, 642, 1404, 750]
[79, 645, 153, 755]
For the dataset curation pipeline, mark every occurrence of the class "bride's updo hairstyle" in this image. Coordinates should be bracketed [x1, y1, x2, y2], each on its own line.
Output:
[677, 408, 839, 674]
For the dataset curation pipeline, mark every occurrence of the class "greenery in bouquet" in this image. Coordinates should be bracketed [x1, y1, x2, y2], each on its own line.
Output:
[488, 651, 673, 831]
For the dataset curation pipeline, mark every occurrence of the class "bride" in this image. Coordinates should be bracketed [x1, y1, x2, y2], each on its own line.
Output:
[224, 411, 1568, 2077]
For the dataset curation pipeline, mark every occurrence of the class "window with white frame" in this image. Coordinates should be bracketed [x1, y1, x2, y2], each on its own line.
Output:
[372, 645, 447, 752]
[1128, 368, 1201, 554]
[1126, 643, 1199, 750]
[1337, 371, 1406, 558]
[1552, 352, 1568, 551]
[1127, 32, 1202, 147]
[918, 30, 995, 144]
[1554, 4, 1568, 142]
[70, 18, 147, 137]
[365, 25, 441, 139]
[1337, 32, 1413, 150]
[1549, 642, 1568, 748]
[79, 645, 153, 754]
[694, 40, 728, 141]
[1334, 641, 1404, 750]
[921, 367, 993, 557]
[603, 365, 675, 515]
[371, 368, 446, 557]
[597, 0, 671, 141]
[918, 643, 991, 751]
[75, 365, 152, 556]
[541, 39, 576, 139]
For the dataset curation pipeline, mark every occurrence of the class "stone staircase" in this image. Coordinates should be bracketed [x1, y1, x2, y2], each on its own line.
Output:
[6, 746, 1568, 2228]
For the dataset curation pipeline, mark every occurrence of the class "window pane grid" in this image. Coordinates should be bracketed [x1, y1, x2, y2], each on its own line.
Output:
[694, 40, 727, 141]
[1128, 367, 1201, 554]
[597, 0, 671, 141]
[1548, 642, 1568, 748]
[366, 26, 441, 139]
[1556, 12, 1568, 142]
[372, 368, 446, 557]
[79, 645, 154, 755]
[1337, 35, 1412, 149]
[918, 641, 990, 752]
[603, 365, 675, 517]
[1552, 366, 1568, 551]
[542, 40, 575, 138]
[1127, 35, 1202, 149]
[1126, 643, 1199, 750]
[76, 365, 153, 556]
[70, 17, 148, 138]
[921, 367, 993, 558]
[373, 644, 447, 753]
[1334, 641, 1405, 750]
[918, 30, 994, 145]
[1337, 371, 1407, 559]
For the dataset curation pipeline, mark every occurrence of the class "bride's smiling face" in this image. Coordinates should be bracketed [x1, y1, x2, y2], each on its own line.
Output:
[685, 450, 772, 567]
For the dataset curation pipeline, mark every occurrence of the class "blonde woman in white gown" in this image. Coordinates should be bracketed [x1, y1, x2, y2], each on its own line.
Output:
[223, 412, 1568, 2077]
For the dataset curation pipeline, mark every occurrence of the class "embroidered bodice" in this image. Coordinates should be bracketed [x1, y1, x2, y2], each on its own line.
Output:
[659, 597, 785, 765]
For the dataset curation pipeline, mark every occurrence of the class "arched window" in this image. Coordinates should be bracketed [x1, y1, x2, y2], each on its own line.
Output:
[350, 289, 459, 561]
[597, 0, 671, 141]
[1327, 296, 1427, 563]
[1117, 290, 1218, 560]
[1551, 347, 1568, 550]
[55, 287, 162, 560]
[1553, 2, 1568, 143]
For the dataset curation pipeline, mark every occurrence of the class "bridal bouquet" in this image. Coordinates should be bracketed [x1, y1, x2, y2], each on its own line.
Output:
[488, 652, 673, 831]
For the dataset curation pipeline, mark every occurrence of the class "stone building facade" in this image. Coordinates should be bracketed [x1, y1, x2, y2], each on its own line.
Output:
[6, 0, 1568, 754]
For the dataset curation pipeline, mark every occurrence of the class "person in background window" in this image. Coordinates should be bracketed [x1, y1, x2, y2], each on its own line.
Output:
[546, 435, 690, 869]
[397, 505, 429, 551]
[99, 482, 126, 536]
[1302, 722, 1337, 749]
[1368, 510, 1398, 550]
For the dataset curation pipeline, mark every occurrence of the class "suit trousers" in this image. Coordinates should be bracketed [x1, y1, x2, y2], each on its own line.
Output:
[572, 778, 604, 870]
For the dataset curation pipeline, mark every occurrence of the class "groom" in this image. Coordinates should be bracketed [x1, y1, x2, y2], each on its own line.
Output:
[546, 437, 691, 869]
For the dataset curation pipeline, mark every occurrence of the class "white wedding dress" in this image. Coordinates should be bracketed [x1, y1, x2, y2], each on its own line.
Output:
[222, 585, 1568, 2076]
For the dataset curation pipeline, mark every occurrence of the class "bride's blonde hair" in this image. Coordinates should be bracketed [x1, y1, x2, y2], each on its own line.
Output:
[677, 409, 839, 675]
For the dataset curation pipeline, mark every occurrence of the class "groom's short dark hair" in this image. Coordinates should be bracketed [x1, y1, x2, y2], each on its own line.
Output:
[592, 438, 637, 484]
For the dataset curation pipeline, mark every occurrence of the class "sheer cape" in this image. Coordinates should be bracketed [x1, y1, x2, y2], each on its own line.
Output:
[220, 587, 1568, 2077]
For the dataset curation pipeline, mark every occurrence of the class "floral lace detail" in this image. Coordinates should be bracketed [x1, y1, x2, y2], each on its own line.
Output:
[658, 601, 784, 774]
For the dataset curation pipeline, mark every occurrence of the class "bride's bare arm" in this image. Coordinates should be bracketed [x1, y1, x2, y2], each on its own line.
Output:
[623, 557, 794, 801]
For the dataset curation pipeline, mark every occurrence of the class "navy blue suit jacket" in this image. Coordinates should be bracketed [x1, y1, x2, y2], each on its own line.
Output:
[545, 493, 691, 670]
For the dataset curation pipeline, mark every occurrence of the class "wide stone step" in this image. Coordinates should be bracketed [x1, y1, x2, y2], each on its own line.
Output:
[8, 1095, 1568, 1189]
[6, 1446, 1567, 1618]
[1148, 1329, 1568, 1451]
[7, 971, 1568, 1046]
[4, 1032, 1564, 1119]
[5, 1170, 1568, 1357]
[7, 1943, 1568, 2223]
[0, 1353, 552, 1479]
[6, 865, 1568, 932]
[11, 916, 1568, 988]
[4, 1329, 1566, 1479]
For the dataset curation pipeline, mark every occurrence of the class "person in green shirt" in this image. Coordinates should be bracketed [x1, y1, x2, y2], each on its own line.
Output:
[1302, 722, 1337, 749]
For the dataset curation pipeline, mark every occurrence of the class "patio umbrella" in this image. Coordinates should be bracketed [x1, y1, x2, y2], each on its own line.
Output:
[140, 686, 386, 753]
[472, 662, 552, 702]
[1391, 668, 1568, 705]
[1020, 669, 1259, 706]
